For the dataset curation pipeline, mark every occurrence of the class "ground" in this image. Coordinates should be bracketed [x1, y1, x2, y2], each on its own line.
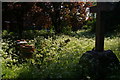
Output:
[1, 30, 120, 79]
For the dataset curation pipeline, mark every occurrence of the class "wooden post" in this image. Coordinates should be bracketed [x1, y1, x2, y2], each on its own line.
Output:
[90, 2, 113, 52]
[95, 2, 104, 52]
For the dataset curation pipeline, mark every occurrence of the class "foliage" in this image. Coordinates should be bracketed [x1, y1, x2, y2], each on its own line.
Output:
[103, 2, 120, 33]
[82, 18, 96, 33]
[22, 29, 55, 39]
[1, 30, 120, 79]
[2, 2, 95, 33]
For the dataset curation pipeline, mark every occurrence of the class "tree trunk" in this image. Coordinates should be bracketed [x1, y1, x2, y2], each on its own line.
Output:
[52, 2, 62, 33]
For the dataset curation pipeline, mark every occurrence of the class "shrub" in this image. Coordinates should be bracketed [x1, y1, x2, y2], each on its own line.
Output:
[82, 19, 96, 33]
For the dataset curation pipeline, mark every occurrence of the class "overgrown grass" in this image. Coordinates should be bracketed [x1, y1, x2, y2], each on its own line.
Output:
[1, 30, 120, 79]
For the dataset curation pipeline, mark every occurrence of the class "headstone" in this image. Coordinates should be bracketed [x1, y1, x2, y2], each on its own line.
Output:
[16, 39, 35, 58]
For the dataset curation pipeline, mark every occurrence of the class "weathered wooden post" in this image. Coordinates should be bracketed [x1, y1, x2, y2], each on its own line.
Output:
[90, 2, 114, 52]
[79, 2, 119, 79]
[95, 2, 104, 52]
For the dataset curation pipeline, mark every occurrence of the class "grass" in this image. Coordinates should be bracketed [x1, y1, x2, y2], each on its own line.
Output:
[1, 30, 120, 79]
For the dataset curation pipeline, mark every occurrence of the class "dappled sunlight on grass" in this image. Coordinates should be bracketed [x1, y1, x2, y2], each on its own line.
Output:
[1, 30, 120, 79]
[104, 37, 120, 61]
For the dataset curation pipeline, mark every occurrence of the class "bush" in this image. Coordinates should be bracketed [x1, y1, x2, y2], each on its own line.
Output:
[82, 19, 96, 33]
[22, 29, 55, 39]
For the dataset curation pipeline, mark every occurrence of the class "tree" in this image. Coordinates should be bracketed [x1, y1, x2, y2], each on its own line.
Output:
[2, 2, 94, 34]
[2, 2, 34, 38]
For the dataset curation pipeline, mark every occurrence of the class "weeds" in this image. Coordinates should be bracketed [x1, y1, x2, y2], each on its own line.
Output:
[1, 30, 120, 79]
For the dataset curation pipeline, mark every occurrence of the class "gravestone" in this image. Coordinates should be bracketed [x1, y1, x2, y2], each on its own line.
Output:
[16, 39, 35, 58]
[79, 2, 120, 80]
